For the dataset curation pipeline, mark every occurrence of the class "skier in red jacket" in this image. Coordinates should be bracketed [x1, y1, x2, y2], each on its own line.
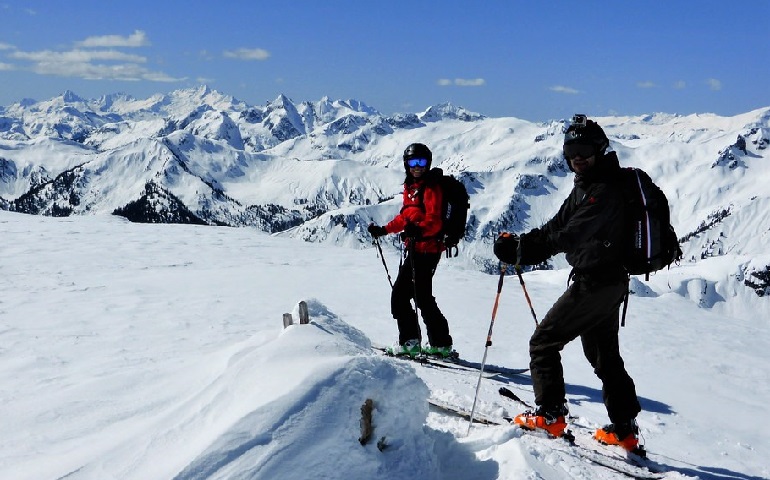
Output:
[368, 143, 454, 358]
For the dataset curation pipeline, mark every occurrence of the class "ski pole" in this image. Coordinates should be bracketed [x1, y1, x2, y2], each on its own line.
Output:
[515, 265, 539, 327]
[467, 262, 508, 435]
[373, 237, 394, 288]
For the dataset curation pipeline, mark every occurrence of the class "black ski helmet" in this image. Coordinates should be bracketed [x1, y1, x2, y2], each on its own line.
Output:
[403, 143, 432, 170]
[563, 114, 609, 156]
[563, 115, 610, 172]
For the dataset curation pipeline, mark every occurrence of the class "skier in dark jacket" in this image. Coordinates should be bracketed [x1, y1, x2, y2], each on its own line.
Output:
[368, 143, 454, 359]
[493, 115, 642, 452]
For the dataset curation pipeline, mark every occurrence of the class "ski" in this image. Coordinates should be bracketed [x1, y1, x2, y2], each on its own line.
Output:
[428, 398, 666, 480]
[373, 346, 498, 378]
[497, 386, 535, 410]
[440, 355, 529, 378]
[498, 387, 651, 460]
[428, 398, 500, 424]
[497, 387, 668, 476]
[372, 345, 528, 378]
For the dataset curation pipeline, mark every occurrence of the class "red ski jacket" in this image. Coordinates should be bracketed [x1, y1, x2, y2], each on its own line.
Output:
[384, 173, 445, 254]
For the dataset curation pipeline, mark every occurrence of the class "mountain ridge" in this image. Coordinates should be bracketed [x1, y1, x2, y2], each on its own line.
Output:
[1, 86, 768, 300]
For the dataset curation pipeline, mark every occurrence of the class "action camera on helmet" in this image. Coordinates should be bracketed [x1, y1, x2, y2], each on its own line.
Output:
[571, 114, 588, 128]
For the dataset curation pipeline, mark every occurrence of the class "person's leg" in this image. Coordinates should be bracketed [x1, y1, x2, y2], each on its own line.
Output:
[529, 279, 628, 409]
[412, 253, 452, 347]
[581, 305, 641, 424]
[390, 253, 421, 344]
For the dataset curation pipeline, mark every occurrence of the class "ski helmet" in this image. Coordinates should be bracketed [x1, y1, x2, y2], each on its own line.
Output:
[563, 114, 609, 162]
[403, 143, 432, 170]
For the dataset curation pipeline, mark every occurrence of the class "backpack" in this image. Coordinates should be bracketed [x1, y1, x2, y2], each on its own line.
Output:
[418, 169, 470, 257]
[620, 167, 683, 280]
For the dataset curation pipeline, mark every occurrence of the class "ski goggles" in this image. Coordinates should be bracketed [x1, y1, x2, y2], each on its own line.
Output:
[406, 158, 429, 168]
[563, 143, 596, 160]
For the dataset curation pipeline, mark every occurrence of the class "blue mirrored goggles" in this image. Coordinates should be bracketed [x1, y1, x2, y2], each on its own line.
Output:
[406, 158, 429, 168]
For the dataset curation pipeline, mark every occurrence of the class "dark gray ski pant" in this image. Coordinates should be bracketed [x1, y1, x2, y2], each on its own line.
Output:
[529, 276, 642, 423]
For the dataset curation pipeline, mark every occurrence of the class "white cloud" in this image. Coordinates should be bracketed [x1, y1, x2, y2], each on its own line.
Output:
[637, 81, 656, 88]
[707, 78, 722, 91]
[199, 50, 215, 61]
[26, 59, 181, 82]
[0, 42, 15, 50]
[223, 48, 270, 61]
[11, 49, 147, 64]
[6, 31, 184, 83]
[142, 71, 185, 82]
[549, 85, 580, 94]
[76, 30, 150, 48]
[0, 62, 15, 71]
[673, 80, 686, 89]
[455, 78, 485, 87]
[437, 78, 486, 87]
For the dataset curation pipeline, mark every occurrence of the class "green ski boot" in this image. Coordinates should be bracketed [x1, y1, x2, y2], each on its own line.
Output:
[423, 344, 456, 359]
[385, 339, 422, 358]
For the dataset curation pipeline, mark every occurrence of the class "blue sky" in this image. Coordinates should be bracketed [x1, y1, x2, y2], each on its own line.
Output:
[1, 1, 768, 121]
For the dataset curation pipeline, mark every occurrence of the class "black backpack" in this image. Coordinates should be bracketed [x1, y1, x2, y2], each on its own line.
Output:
[620, 167, 682, 280]
[419, 169, 470, 257]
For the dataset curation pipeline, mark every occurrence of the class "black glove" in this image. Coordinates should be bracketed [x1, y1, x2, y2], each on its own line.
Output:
[493, 233, 520, 265]
[368, 224, 387, 238]
[402, 223, 421, 239]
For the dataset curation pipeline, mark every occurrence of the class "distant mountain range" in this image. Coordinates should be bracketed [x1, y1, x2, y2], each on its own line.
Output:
[1, 86, 768, 295]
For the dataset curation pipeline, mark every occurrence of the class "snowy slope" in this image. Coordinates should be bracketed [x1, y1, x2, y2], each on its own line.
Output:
[1, 211, 767, 479]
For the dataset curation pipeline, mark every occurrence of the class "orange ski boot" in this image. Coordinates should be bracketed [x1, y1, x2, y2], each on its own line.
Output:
[513, 404, 569, 438]
[594, 419, 642, 453]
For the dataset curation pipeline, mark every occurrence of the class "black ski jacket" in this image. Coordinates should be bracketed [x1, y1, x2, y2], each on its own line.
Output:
[520, 151, 627, 283]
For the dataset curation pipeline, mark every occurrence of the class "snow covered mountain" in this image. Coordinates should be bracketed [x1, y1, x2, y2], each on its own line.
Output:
[1, 86, 769, 302]
[2, 86, 769, 479]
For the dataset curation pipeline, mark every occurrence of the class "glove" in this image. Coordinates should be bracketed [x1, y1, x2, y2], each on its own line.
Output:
[402, 223, 421, 239]
[368, 224, 388, 238]
[493, 232, 520, 265]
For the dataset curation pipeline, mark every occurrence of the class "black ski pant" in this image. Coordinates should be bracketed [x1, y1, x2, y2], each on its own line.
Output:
[391, 251, 453, 347]
[529, 276, 641, 424]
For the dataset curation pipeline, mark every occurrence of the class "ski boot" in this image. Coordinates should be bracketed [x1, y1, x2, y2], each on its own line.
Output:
[385, 339, 422, 358]
[594, 419, 645, 456]
[422, 344, 456, 359]
[513, 403, 569, 438]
